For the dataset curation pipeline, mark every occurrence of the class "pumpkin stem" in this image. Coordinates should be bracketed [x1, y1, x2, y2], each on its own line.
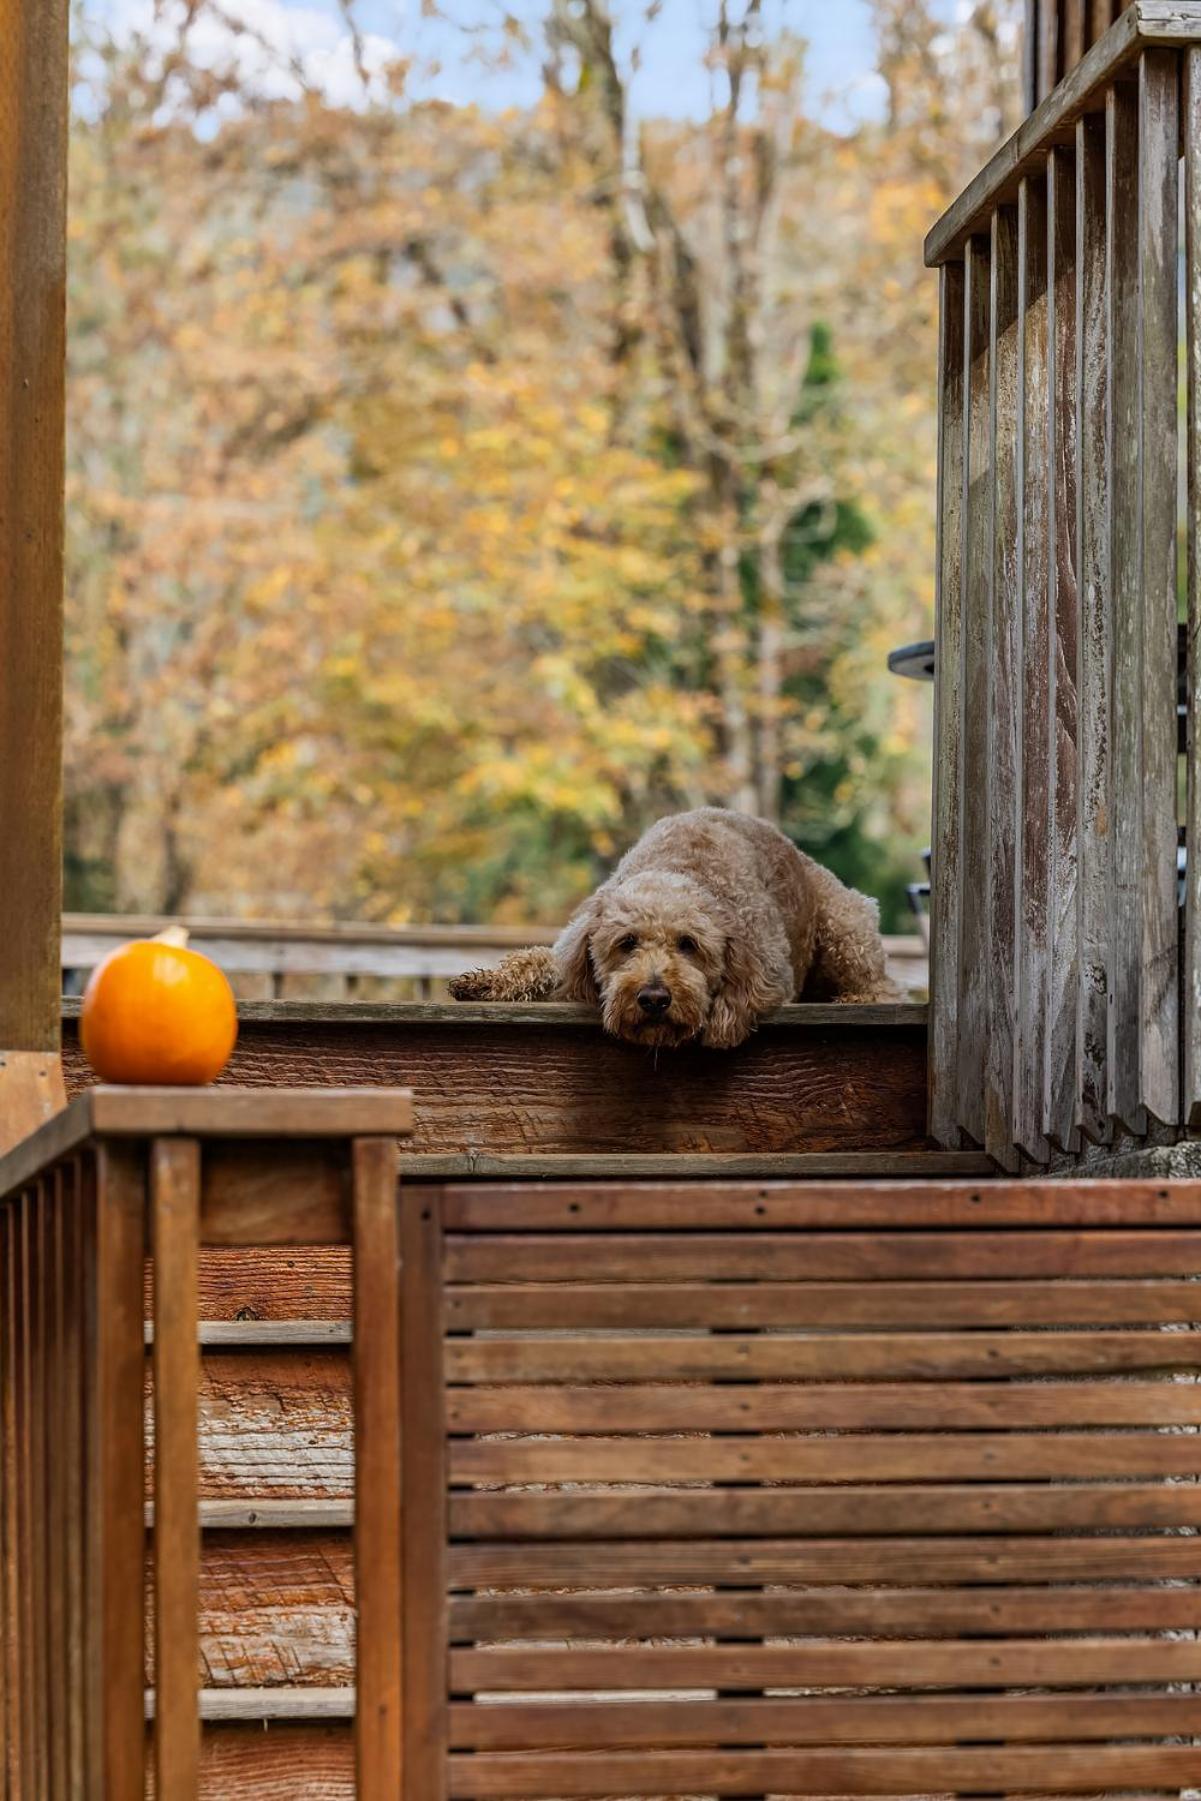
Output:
[152, 925, 191, 949]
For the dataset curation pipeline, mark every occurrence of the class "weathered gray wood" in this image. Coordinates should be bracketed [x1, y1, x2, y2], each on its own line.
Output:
[1074, 108, 1112, 1142]
[957, 235, 993, 1149]
[1185, 46, 1201, 1127]
[1041, 0, 1061, 98]
[928, 5, 1143, 266]
[1046, 143, 1080, 1151]
[1106, 76, 1145, 1133]
[930, 260, 966, 1149]
[1136, 47, 1180, 1129]
[0, 0, 69, 1065]
[985, 212, 1021, 1168]
[1016, 171, 1052, 1162]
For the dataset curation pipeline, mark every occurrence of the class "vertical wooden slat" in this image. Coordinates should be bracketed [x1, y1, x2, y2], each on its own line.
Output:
[1039, 0, 1059, 101]
[0, 0, 69, 1069]
[353, 1136, 403, 1798]
[1185, 47, 1201, 1130]
[92, 1144, 146, 1801]
[1136, 48, 1181, 1130]
[1107, 77, 1144, 1134]
[1025, 0, 1039, 116]
[957, 235, 993, 1149]
[63, 1161, 85, 1801]
[1075, 108, 1112, 1143]
[930, 261, 966, 1150]
[29, 1185, 47, 1801]
[1063, 0, 1086, 72]
[1016, 170, 1052, 1163]
[1089, 0, 1115, 47]
[402, 1185, 448, 1801]
[1046, 144, 1080, 1152]
[1, 1204, 22, 1799]
[985, 209, 1021, 1170]
[47, 1169, 68, 1801]
[151, 1138, 200, 1801]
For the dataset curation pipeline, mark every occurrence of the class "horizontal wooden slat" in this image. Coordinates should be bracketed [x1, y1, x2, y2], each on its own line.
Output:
[446, 1330, 1201, 1383]
[171, 1249, 353, 1323]
[447, 1276, 1201, 1328]
[450, 1429, 1201, 1483]
[445, 1230, 1201, 1281]
[448, 1742, 1201, 1797]
[449, 1483, 1201, 1539]
[146, 1352, 352, 1499]
[448, 1583, 1201, 1642]
[448, 1533, 1201, 1588]
[441, 1179, 1201, 1228]
[450, 1689, 1201, 1750]
[446, 1378, 1201, 1432]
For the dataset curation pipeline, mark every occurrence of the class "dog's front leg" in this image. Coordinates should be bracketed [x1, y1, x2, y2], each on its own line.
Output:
[449, 946, 560, 1003]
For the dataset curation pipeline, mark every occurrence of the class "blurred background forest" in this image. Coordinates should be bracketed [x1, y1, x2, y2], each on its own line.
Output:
[65, 0, 1022, 931]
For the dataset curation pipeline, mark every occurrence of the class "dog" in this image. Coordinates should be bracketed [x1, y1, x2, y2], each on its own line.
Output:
[449, 808, 901, 1048]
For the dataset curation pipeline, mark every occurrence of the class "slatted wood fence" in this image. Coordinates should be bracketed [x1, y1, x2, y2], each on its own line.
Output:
[928, 2, 1201, 1167]
[1026, 0, 1138, 110]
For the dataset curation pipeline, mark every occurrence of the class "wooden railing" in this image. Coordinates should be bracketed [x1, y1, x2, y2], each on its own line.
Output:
[926, 2, 1201, 1167]
[0, 1084, 412, 1798]
[1025, 1, 1136, 110]
[60, 915, 931, 1001]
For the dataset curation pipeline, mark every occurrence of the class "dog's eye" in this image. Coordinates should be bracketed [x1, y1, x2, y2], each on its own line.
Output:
[677, 935, 700, 956]
[617, 934, 639, 953]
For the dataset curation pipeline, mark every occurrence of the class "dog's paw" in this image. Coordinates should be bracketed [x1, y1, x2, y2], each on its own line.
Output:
[449, 967, 497, 1001]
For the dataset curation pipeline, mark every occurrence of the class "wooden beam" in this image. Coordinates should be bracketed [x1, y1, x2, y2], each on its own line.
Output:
[0, 0, 70, 1150]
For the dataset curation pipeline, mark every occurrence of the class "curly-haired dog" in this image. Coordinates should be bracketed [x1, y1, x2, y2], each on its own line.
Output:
[450, 808, 901, 1048]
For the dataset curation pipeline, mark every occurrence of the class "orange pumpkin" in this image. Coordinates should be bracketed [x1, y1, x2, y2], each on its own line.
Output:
[80, 931, 238, 1085]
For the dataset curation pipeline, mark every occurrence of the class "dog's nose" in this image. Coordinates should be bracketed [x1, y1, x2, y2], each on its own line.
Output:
[638, 984, 671, 1016]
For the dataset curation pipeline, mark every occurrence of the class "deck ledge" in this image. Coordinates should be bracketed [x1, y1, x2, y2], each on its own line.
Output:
[62, 997, 928, 1030]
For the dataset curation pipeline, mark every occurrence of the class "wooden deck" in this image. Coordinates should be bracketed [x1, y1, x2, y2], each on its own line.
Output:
[61, 1000, 967, 1172]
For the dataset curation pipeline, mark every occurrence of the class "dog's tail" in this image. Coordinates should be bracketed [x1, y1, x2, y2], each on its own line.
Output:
[449, 946, 560, 1003]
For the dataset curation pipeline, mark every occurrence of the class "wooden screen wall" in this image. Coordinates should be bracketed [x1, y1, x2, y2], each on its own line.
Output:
[927, 9, 1201, 1167]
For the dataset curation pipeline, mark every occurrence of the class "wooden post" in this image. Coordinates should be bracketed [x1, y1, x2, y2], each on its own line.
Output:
[0, 0, 70, 1153]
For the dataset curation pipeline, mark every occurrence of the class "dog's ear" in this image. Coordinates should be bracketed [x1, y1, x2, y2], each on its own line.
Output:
[554, 893, 602, 1003]
[703, 927, 789, 1050]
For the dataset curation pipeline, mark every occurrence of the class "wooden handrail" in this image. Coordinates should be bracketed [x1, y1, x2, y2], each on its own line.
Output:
[0, 1086, 413, 1798]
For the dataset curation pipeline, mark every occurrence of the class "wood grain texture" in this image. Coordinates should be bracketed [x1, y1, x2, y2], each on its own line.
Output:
[351, 1139, 402, 1799]
[146, 1724, 354, 1798]
[1047, 143, 1080, 1151]
[95, 1143, 147, 1801]
[0, 0, 69, 1055]
[445, 1744, 1201, 1797]
[1074, 107, 1111, 1142]
[1016, 171, 1052, 1161]
[985, 209, 1020, 1167]
[1135, 48, 1180, 1128]
[63, 1018, 930, 1158]
[1107, 75, 1145, 1132]
[930, 259, 966, 1148]
[1187, 46, 1201, 1128]
[401, 1188, 446, 1801]
[956, 234, 992, 1148]
[150, 1138, 201, 1800]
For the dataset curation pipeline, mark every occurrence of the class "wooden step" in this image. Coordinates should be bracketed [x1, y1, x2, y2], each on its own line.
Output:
[64, 999, 950, 1165]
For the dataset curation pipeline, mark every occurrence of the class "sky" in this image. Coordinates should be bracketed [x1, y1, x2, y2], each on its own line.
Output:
[90, 0, 958, 130]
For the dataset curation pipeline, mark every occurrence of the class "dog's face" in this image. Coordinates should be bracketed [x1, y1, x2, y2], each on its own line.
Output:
[570, 873, 728, 1047]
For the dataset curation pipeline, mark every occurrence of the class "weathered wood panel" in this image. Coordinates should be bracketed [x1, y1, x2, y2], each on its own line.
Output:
[985, 208, 1020, 1167]
[1016, 170, 1052, 1161]
[956, 235, 993, 1149]
[1135, 48, 1180, 1129]
[930, 261, 966, 1147]
[1074, 106, 1111, 1141]
[1046, 143, 1080, 1150]
[65, 1013, 932, 1158]
[1187, 44, 1201, 1127]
